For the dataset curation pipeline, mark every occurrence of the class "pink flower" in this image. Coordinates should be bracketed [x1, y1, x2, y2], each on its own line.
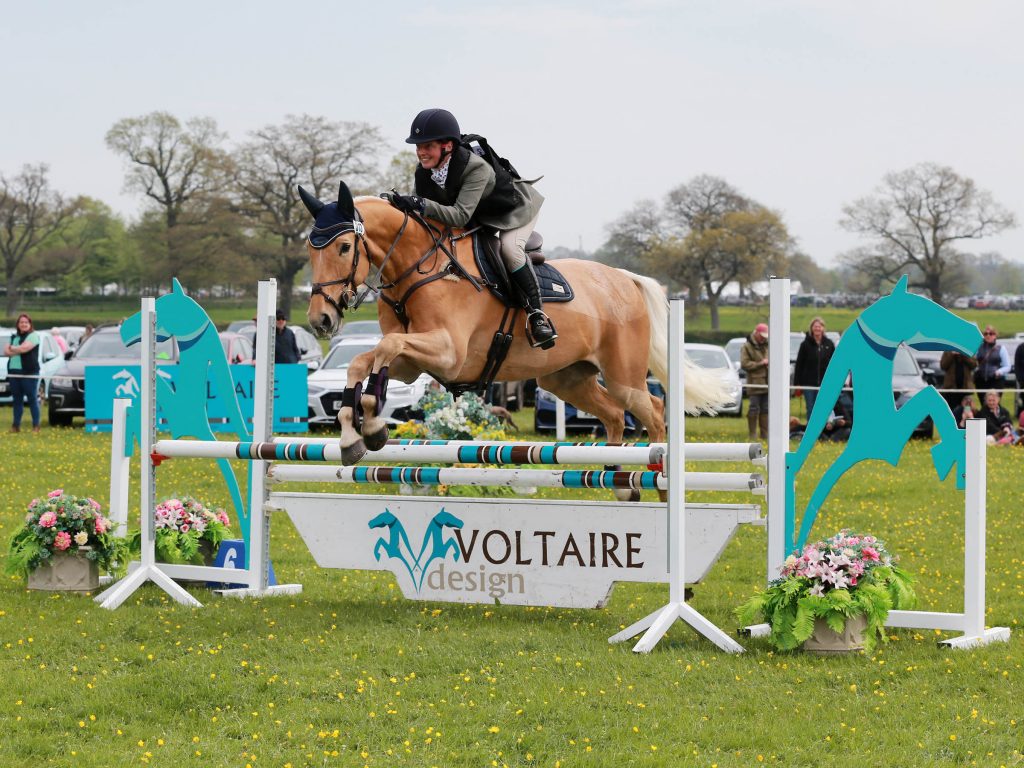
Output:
[90, 499, 101, 511]
[180, 524, 190, 533]
[47, 489, 64, 499]
[94, 517, 108, 535]
[54, 531, 72, 551]
[39, 511, 58, 528]
[862, 546, 880, 562]
[216, 511, 230, 526]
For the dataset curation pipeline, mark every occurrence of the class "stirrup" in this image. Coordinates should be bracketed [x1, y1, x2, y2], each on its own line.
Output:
[527, 310, 557, 350]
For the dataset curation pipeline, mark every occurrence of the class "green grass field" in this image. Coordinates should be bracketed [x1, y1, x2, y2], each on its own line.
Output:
[1, 410, 1021, 767]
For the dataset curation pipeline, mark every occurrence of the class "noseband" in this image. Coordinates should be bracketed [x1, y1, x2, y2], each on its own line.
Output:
[308, 216, 368, 318]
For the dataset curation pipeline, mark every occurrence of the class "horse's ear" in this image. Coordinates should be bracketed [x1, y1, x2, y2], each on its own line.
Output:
[337, 181, 356, 221]
[171, 277, 184, 294]
[297, 185, 325, 218]
[892, 275, 909, 295]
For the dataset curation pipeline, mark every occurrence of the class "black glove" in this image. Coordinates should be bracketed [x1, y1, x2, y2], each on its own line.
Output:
[382, 191, 425, 215]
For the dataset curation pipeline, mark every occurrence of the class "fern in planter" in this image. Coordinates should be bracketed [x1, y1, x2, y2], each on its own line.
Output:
[737, 530, 916, 653]
[128, 496, 233, 565]
[5, 490, 127, 579]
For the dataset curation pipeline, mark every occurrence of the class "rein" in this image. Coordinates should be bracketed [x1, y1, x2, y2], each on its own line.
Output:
[311, 205, 485, 327]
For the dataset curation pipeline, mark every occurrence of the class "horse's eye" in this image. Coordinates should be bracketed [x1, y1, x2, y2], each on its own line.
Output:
[340, 242, 352, 254]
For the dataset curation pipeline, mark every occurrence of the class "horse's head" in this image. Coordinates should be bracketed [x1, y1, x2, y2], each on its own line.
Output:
[859, 275, 982, 355]
[300, 181, 372, 337]
[121, 279, 208, 347]
[431, 509, 464, 530]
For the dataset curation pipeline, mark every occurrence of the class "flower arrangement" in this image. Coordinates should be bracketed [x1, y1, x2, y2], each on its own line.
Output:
[736, 530, 917, 652]
[129, 496, 233, 565]
[5, 489, 126, 578]
[393, 390, 509, 442]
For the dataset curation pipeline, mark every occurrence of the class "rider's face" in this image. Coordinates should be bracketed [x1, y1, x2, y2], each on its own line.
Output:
[416, 140, 452, 170]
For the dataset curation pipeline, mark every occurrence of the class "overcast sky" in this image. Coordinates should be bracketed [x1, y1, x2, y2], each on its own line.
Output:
[3, 0, 1022, 265]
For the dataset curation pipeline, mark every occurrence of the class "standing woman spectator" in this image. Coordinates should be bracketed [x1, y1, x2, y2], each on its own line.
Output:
[793, 316, 835, 416]
[939, 350, 977, 412]
[3, 313, 41, 433]
[973, 325, 1010, 392]
[1014, 341, 1024, 418]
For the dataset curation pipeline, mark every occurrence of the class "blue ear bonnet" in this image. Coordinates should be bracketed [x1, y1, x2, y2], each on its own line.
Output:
[308, 203, 364, 249]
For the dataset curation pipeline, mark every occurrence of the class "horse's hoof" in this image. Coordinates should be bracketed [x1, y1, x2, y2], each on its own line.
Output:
[613, 488, 642, 503]
[341, 440, 367, 465]
[363, 425, 389, 452]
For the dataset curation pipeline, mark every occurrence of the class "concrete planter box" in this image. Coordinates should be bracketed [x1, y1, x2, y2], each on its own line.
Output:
[803, 613, 868, 654]
[27, 547, 100, 592]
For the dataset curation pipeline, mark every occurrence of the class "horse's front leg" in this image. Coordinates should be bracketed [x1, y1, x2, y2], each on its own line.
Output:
[359, 330, 460, 452]
[896, 388, 967, 488]
[337, 349, 378, 464]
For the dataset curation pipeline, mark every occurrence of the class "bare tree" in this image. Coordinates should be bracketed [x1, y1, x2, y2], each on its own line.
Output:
[0, 164, 83, 314]
[840, 163, 1016, 302]
[231, 114, 387, 316]
[106, 112, 228, 277]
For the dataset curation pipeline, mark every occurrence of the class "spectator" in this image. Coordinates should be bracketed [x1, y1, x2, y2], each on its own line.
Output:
[1015, 342, 1024, 418]
[794, 316, 835, 416]
[977, 389, 1013, 444]
[4, 313, 41, 433]
[973, 326, 1010, 392]
[951, 394, 977, 429]
[274, 310, 301, 364]
[940, 350, 977, 412]
[740, 322, 769, 441]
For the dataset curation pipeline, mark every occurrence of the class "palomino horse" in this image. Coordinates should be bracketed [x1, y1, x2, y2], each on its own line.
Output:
[300, 182, 729, 465]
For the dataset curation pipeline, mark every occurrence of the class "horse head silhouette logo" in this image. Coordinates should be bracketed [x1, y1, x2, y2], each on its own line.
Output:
[786, 275, 982, 553]
[121, 278, 252, 549]
[369, 509, 464, 592]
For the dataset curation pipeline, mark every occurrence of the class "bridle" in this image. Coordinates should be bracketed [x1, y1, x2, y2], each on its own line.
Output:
[308, 206, 483, 326]
[308, 214, 371, 319]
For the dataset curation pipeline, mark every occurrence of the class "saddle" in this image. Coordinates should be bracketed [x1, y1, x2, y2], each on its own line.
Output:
[471, 230, 575, 306]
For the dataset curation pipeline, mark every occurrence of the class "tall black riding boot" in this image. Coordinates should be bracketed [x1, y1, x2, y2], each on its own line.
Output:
[510, 266, 557, 350]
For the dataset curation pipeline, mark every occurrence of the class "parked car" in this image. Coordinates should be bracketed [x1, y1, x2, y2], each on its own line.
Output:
[724, 336, 747, 405]
[534, 373, 670, 434]
[226, 319, 255, 334]
[911, 350, 944, 388]
[46, 326, 179, 426]
[0, 329, 65, 405]
[684, 343, 742, 416]
[306, 337, 434, 427]
[239, 324, 323, 371]
[218, 331, 255, 364]
[49, 325, 87, 352]
[329, 320, 383, 347]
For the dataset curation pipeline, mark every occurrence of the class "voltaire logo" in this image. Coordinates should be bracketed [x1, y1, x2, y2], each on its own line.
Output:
[368, 509, 463, 592]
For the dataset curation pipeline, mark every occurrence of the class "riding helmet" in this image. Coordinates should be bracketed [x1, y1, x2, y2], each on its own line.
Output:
[405, 108, 461, 144]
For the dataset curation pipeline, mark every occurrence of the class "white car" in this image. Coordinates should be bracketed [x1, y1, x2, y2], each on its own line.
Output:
[684, 343, 742, 416]
[306, 337, 435, 426]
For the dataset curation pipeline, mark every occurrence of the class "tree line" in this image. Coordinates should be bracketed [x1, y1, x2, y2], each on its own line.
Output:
[1, 111, 1017, 324]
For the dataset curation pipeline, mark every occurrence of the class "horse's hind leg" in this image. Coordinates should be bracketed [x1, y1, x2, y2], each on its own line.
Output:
[539, 365, 644, 501]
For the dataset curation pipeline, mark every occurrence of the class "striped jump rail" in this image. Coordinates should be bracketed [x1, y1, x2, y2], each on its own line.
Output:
[265, 464, 765, 493]
[151, 438, 763, 467]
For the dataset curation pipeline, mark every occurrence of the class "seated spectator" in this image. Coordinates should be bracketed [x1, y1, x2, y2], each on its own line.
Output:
[978, 389, 1013, 445]
[788, 392, 853, 442]
[951, 394, 977, 429]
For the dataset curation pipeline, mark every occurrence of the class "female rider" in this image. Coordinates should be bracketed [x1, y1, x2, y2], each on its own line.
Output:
[382, 108, 556, 349]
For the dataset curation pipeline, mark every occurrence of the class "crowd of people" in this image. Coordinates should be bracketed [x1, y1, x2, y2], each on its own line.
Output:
[743, 318, 1024, 447]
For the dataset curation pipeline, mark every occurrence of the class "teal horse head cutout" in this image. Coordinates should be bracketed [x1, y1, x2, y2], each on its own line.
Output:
[786, 275, 982, 553]
[121, 278, 254, 554]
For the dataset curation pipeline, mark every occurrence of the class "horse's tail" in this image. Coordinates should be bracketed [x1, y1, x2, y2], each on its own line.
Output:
[620, 269, 730, 414]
